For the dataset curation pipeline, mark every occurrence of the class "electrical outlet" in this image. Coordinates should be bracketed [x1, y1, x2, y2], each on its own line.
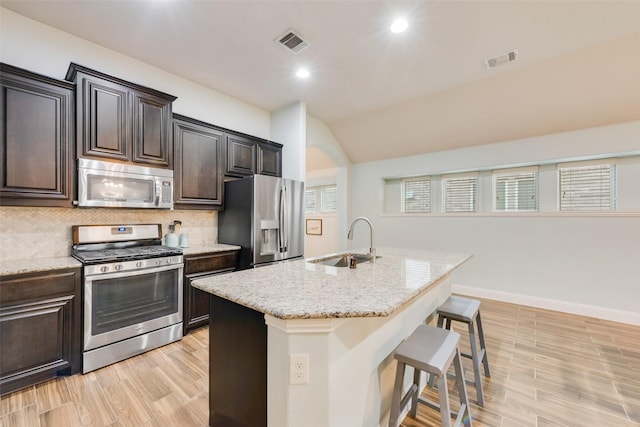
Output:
[289, 353, 309, 384]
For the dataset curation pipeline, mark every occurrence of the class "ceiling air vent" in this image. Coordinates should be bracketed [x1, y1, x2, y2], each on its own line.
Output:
[484, 49, 519, 69]
[276, 29, 309, 54]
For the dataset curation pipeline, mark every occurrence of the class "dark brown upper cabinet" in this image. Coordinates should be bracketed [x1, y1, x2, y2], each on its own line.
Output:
[66, 63, 176, 168]
[173, 114, 224, 210]
[0, 63, 75, 207]
[257, 141, 282, 177]
[225, 133, 257, 177]
[225, 133, 282, 178]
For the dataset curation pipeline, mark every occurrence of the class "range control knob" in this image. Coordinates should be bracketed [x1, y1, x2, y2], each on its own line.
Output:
[100, 266, 109, 273]
[114, 264, 123, 271]
[136, 262, 143, 268]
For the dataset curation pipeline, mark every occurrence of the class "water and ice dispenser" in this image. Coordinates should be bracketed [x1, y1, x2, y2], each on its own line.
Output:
[260, 220, 279, 255]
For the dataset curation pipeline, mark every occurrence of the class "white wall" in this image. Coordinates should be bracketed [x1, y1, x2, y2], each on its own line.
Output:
[305, 168, 340, 258]
[0, 8, 271, 139]
[350, 121, 640, 323]
[272, 102, 307, 182]
[307, 116, 352, 252]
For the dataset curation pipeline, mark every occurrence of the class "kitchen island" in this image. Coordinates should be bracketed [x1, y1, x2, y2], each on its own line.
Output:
[192, 247, 472, 427]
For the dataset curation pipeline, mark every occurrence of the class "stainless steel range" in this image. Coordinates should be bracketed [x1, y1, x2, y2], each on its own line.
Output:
[72, 224, 184, 373]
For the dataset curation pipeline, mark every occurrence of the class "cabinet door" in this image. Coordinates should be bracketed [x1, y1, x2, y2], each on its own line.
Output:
[184, 251, 237, 335]
[0, 64, 74, 207]
[226, 134, 256, 177]
[77, 73, 130, 161]
[257, 142, 282, 177]
[132, 91, 172, 167]
[0, 268, 81, 395]
[173, 116, 224, 209]
[67, 63, 176, 168]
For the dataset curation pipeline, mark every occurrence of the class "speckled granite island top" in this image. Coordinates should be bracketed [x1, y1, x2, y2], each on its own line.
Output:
[192, 247, 472, 320]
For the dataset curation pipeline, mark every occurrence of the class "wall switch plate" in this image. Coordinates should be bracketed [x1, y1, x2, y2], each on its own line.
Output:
[289, 353, 310, 384]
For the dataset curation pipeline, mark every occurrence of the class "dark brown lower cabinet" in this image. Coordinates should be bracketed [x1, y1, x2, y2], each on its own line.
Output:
[184, 250, 238, 335]
[0, 267, 82, 395]
[210, 295, 266, 427]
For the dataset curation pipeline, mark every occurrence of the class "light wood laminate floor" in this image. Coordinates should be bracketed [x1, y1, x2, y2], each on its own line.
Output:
[1, 299, 639, 426]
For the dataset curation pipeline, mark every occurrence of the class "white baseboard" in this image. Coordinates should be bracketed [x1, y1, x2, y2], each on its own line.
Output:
[452, 284, 640, 326]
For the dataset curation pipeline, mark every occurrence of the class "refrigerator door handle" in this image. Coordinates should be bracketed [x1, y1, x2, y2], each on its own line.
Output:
[279, 185, 288, 253]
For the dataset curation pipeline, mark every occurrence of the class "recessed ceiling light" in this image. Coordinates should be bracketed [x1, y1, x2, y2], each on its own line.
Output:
[296, 68, 310, 79]
[390, 18, 408, 33]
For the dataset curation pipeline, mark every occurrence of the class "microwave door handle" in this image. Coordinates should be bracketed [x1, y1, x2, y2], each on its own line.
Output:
[155, 180, 161, 206]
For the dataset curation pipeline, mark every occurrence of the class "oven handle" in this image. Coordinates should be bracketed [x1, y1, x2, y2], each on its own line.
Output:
[84, 262, 183, 280]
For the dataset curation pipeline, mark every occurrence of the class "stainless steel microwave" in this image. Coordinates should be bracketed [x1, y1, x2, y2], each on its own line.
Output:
[77, 159, 173, 209]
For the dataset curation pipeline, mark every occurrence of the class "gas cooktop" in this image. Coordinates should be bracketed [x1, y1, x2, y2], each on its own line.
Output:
[71, 224, 183, 264]
[72, 245, 183, 264]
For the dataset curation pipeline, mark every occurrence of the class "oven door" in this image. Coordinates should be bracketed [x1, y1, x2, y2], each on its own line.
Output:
[84, 263, 183, 351]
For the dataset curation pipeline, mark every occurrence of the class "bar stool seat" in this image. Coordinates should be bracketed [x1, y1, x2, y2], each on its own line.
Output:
[388, 325, 473, 427]
[436, 296, 490, 407]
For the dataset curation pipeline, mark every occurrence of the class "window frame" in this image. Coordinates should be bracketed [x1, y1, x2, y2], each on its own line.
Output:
[305, 184, 337, 214]
[493, 166, 539, 212]
[442, 173, 478, 213]
[401, 176, 431, 213]
[557, 159, 617, 212]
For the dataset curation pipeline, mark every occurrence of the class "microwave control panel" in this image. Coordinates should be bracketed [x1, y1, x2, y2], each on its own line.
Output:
[162, 181, 172, 203]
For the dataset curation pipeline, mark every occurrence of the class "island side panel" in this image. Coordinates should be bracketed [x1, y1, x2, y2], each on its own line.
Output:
[209, 295, 267, 427]
[265, 275, 452, 427]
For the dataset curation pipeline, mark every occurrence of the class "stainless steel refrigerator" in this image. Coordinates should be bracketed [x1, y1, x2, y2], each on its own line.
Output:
[218, 175, 305, 269]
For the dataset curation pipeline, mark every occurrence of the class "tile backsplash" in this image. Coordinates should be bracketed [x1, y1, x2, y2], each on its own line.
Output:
[0, 206, 217, 261]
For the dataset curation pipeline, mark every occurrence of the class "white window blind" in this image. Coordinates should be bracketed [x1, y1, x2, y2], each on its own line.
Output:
[304, 189, 316, 213]
[558, 162, 616, 211]
[402, 177, 431, 213]
[494, 168, 538, 211]
[320, 186, 337, 212]
[443, 175, 478, 212]
[306, 185, 337, 213]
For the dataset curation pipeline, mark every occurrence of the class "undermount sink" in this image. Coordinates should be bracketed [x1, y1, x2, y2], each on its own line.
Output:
[307, 253, 380, 267]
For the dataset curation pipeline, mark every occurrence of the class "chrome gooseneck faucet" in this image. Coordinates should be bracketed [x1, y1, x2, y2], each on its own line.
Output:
[347, 217, 376, 264]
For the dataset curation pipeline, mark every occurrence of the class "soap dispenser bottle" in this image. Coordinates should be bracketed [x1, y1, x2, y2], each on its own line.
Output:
[164, 222, 179, 247]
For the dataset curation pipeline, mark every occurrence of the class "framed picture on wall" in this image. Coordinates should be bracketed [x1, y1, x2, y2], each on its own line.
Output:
[306, 219, 322, 235]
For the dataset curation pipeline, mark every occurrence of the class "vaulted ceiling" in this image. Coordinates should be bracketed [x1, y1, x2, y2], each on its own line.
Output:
[3, 1, 640, 166]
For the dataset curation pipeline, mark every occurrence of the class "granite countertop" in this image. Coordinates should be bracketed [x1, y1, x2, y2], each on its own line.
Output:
[181, 243, 240, 256]
[0, 244, 240, 277]
[1, 257, 82, 276]
[191, 247, 472, 320]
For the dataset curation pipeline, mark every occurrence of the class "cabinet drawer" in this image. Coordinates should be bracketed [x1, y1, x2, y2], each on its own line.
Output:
[0, 269, 79, 305]
[185, 251, 238, 275]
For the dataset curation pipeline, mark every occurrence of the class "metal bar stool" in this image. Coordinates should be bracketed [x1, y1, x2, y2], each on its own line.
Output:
[435, 296, 490, 407]
[388, 325, 473, 427]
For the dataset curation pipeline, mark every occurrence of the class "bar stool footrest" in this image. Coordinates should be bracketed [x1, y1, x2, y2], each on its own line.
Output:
[399, 383, 419, 415]
[417, 397, 468, 427]
[461, 348, 486, 363]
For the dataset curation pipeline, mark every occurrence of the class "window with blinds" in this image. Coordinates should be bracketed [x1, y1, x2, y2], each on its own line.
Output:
[402, 177, 431, 213]
[306, 185, 337, 213]
[558, 161, 616, 211]
[321, 186, 337, 212]
[443, 174, 478, 212]
[304, 189, 316, 213]
[494, 167, 538, 211]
